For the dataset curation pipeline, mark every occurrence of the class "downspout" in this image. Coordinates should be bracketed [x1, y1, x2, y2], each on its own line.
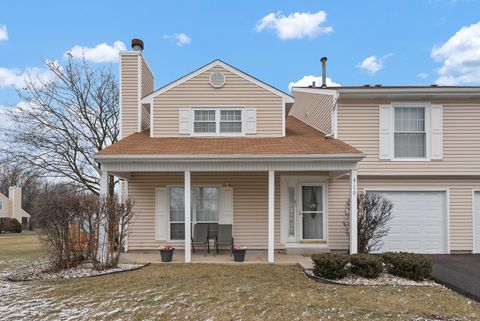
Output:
[325, 91, 339, 139]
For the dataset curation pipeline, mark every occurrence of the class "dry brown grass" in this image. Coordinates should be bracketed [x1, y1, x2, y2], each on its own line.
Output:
[1, 234, 479, 320]
[0, 233, 45, 269]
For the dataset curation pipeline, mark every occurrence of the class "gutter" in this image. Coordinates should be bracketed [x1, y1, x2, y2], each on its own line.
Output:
[93, 153, 366, 164]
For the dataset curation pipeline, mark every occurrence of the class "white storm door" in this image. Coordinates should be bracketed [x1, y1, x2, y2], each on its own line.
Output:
[298, 184, 326, 240]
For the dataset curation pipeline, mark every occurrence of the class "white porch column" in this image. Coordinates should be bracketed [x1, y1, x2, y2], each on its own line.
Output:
[97, 170, 109, 263]
[268, 170, 275, 263]
[349, 168, 358, 254]
[184, 170, 192, 263]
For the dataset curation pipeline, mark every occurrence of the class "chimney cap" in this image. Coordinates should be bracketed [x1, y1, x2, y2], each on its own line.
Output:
[320, 56, 328, 62]
[131, 38, 144, 51]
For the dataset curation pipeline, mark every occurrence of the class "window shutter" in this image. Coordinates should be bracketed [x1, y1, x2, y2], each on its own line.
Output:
[379, 104, 393, 160]
[179, 108, 191, 134]
[245, 108, 257, 134]
[155, 188, 167, 240]
[431, 104, 443, 160]
[219, 186, 233, 225]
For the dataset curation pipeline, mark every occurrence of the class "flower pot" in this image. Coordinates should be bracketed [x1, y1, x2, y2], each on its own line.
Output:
[233, 249, 246, 262]
[160, 249, 174, 262]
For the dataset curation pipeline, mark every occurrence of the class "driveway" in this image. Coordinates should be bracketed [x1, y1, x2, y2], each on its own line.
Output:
[430, 255, 480, 301]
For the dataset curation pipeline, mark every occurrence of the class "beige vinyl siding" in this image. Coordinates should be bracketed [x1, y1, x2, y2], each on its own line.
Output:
[328, 176, 477, 252]
[337, 101, 480, 175]
[120, 53, 140, 138]
[152, 66, 283, 137]
[290, 91, 334, 134]
[141, 104, 150, 131]
[0, 194, 11, 218]
[141, 57, 154, 97]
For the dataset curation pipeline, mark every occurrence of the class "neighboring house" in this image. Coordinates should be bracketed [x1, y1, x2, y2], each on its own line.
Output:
[0, 187, 31, 228]
[94, 39, 480, 262]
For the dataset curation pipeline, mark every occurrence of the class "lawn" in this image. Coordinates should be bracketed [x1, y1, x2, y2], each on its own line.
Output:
[0, 234, 479, 320]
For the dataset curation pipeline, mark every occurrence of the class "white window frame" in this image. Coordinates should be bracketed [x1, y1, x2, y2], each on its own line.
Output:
[191, 106, 246, 136]
[392, 103, 431, 161]
[166, 185, 222, 242]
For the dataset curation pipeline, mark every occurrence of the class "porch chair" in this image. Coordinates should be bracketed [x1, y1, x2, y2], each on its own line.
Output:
[191, 223, 209, 256]
[214, 224, 234, 256]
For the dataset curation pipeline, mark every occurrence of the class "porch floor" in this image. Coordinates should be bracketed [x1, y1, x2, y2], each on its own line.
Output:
[120, 250, 313, 269]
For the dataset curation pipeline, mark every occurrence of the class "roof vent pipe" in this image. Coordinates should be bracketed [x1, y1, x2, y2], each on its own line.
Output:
[131, 38, 144, 52]
[320, 56, 328, 88]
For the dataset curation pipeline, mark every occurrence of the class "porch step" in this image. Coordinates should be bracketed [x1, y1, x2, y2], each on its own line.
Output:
[286, 248, 330, 255]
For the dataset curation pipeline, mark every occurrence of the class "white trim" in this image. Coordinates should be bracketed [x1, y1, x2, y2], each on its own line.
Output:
[149, 97, 154, 137]
[124, 180, 129, 253]
[119, 54, 123, 139]
[337, 87, 480, 96]
[364, 187, 450, 254]
[184, 171, 191, 263]
[280, 175, 329, 246]
[190, 106, 246, 137]
[391, 103, 432, 161]
[349, 169, 358, 254]
[291, 87, 338, 95]
[268, 170, 275, 263]
[332, 92, 338, 139]
[281, 98, 286, 137]
[473, 189, 480, 254]
[137, 55, 142, 133]
[141, 60, 294, 103]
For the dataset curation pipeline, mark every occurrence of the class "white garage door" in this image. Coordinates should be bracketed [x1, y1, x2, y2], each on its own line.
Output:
[474, 192, 480, 253]
[370, 191, 447, 254]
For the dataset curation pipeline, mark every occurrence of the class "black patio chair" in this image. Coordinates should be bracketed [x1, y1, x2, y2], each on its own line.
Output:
[214, 224, 234, 256]
[191, 223, 209, 256]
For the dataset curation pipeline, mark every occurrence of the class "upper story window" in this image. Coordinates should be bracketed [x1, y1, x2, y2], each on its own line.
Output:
[394, 107, 426, 158]
[192, 108, 244, 136]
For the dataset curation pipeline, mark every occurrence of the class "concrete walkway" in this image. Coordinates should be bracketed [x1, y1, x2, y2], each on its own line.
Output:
[120, 250, 313, 269]
[431, 255, 480, 301]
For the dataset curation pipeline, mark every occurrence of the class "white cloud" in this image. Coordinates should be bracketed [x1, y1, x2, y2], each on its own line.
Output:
[164, 33, 192, 47]
[288, 75, 340, 90]
[417, 72, 429, 79]
[0, 66, 54, 89]
[431, 21, 480, 85]
[255, 11, 333, 40]
[357, 54, 392, 74]
[66, 41, 126, 63]
[0, 25, 7, 41]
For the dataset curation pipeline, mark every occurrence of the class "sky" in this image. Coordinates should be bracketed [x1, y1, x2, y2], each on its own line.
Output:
[0, 0, 480, 106]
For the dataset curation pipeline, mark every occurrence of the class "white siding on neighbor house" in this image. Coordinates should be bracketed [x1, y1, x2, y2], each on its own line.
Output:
[0, 193, 10, 218]
[337, 100, 480, 175]
[328, 177, 478, 253]
[290, 91, 335, 134]
[151, 66, 283, 137]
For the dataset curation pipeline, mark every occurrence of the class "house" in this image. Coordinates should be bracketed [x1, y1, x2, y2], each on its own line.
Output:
[94, 39, 480, 262]
[0, 187, 31, 229]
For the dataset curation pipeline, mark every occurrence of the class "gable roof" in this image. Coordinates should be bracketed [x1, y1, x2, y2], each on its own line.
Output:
[141, 59, 294, 103]
[95, 116, 363, 160]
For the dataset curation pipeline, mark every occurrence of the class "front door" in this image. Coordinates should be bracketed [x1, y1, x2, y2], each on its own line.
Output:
[299, 184, 325, 240]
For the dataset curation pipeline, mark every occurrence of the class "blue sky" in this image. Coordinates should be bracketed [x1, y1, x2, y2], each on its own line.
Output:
[0, 0, 480, 105]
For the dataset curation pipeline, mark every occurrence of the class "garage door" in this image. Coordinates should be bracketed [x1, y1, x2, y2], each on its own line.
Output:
[369, 191, 447, 254]
[475, 192, 480, 253]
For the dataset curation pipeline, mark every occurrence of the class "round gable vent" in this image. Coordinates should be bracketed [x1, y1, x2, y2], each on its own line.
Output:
[209, 72, 225, 88]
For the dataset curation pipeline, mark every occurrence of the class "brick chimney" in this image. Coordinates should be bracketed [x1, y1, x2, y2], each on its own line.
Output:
[119, 38, 154, 138]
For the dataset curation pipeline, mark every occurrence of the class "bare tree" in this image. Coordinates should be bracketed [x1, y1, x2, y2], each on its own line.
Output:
[0, 56, 119, 195]
[344, 193, 394, 253]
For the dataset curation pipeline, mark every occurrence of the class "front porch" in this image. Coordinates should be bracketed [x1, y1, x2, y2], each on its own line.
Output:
[120, 250, 314, 269]
[97, 155, 363, 263]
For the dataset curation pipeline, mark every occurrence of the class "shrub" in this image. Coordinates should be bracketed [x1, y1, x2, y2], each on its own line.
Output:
[382, 252, 432, 281]
[311, 253, 350, 279]
[350, 254, 383, 278]
[3, 218, 22, 233]
[344, 193, 394, 253]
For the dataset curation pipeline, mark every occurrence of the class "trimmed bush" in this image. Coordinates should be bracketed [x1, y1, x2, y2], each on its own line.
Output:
[311, 253, 350, 279]
[382, 252, 432, 281]
[350, 254, 384, 278]
[3, 218, 22, 233]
